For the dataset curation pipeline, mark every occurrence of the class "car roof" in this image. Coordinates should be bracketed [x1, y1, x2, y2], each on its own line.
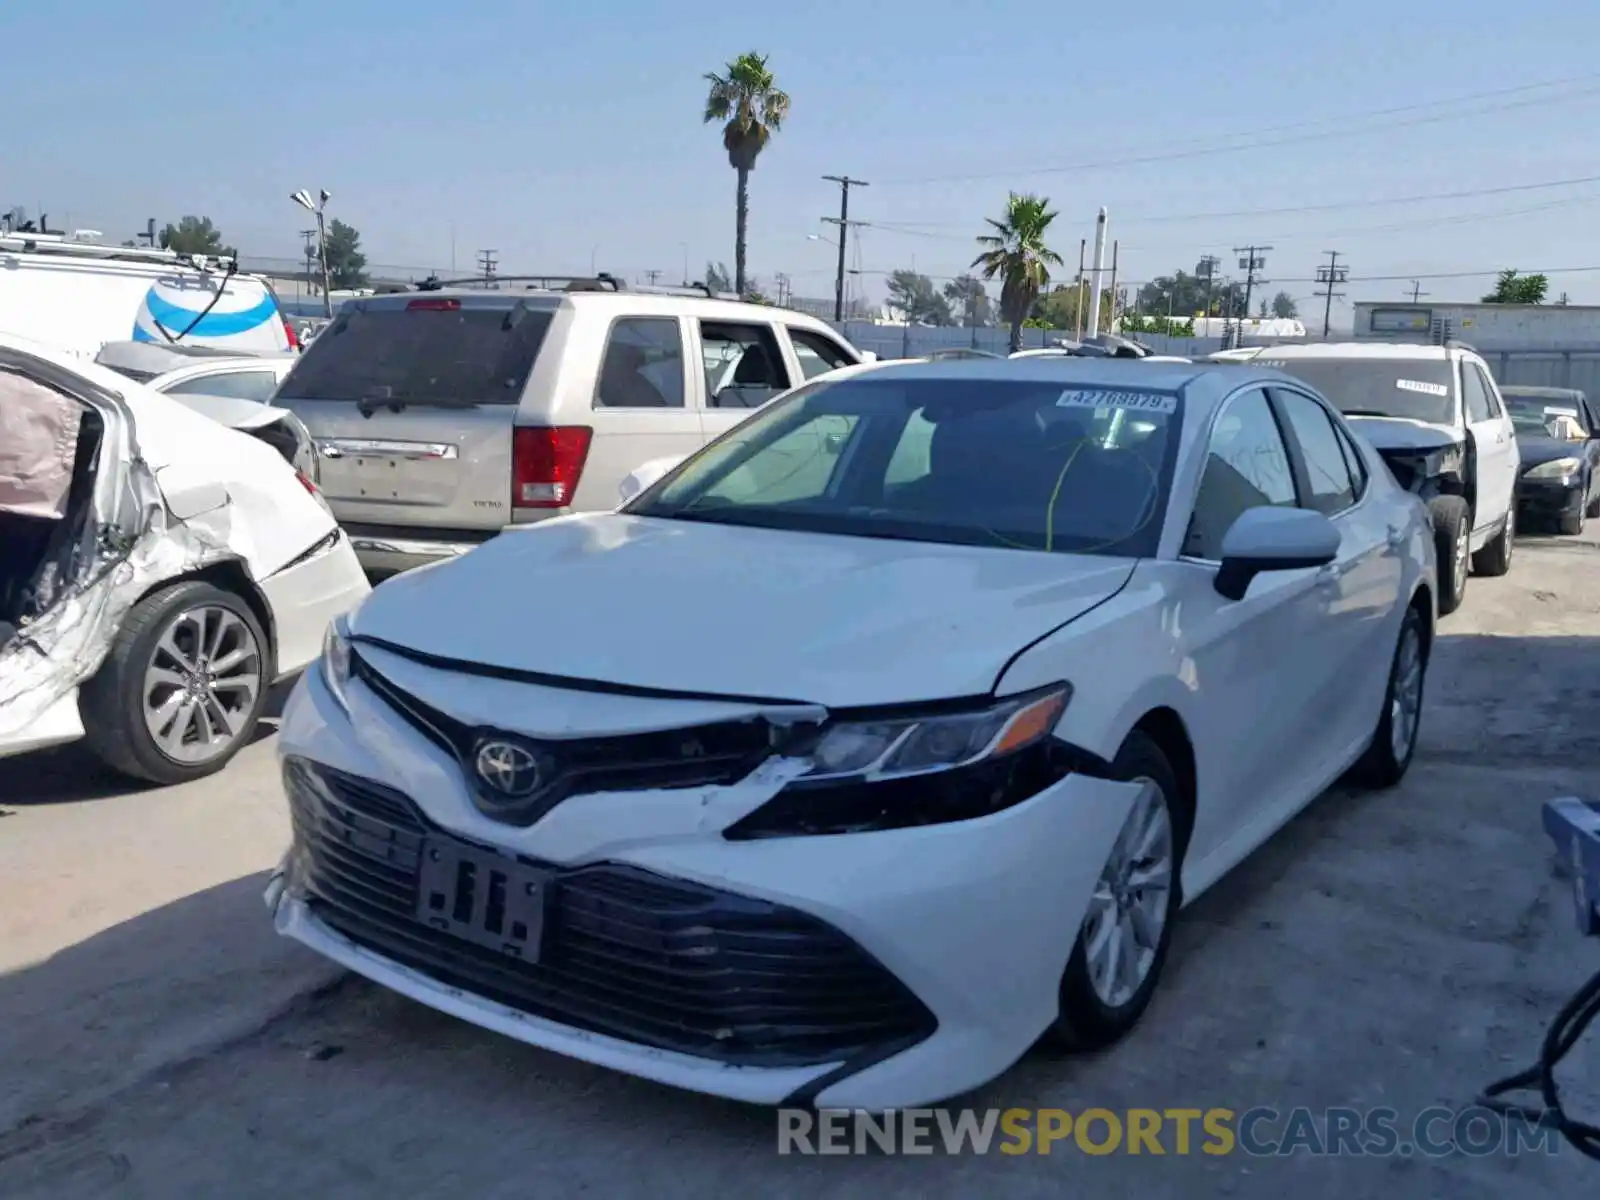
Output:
[345, 288, 838, 329]
[1253, 341, 1452, 362]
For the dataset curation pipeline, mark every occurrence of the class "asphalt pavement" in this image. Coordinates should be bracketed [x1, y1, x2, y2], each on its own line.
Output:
[2, 524, 1599, 1198]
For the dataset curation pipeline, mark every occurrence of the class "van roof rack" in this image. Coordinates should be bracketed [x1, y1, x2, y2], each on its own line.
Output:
[0, 230, 237, 271]
[410, 273, 734, 299]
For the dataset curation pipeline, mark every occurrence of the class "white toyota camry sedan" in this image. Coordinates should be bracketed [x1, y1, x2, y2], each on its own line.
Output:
[268, 357, 1437, 1110]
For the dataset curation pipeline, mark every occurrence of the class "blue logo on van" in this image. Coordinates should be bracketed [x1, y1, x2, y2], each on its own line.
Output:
[132, 285, 280, 342]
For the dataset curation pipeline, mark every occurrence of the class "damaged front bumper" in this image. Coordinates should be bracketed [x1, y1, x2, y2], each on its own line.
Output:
[266, 663, 1142, 1109]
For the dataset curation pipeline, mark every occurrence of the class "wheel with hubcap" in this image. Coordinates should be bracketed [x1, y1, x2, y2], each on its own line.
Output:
[1046, 731, 1187, 1051]
[80, 580, 271, 785]
[1350, 602, 1430, 788]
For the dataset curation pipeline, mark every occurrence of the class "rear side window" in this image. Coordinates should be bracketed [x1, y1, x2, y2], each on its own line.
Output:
[276, 302, 552, 406]
[594, 317, 686, 408]
[1275, 390, 1357, 515]
[699, 321, 792, 409]
[1461, 364, 1494, 423]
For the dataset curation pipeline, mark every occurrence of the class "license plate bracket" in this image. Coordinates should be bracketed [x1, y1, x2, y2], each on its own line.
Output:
[416, 839, 552, 961]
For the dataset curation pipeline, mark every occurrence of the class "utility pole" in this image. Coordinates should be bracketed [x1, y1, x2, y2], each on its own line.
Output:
[644, 269, 662, 286]
[1233, 245, 1271, 348]
[773, 272, 791, 307]
[1408, 280, 1429, 304]
[300, 229, 318, 294]
[477, 249, 498, 285]
[1314, 250, 1349, 339]
[822, 174, 869, 322]
[1074, 239, 1087, 340]
[1196, 255, 1221, 330]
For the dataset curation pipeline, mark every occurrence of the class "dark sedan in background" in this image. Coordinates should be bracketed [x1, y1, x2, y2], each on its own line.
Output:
[1501, 385, 1600, 535]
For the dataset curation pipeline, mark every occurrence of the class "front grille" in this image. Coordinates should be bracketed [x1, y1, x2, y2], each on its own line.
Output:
[283, 757, 936, 1067]
[350, 650, 782, 825]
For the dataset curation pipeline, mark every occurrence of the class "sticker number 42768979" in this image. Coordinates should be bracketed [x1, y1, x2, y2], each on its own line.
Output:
[1056, 389, 1178, 413]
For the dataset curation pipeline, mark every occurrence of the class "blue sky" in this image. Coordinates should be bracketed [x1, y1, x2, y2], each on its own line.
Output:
[10, 1, 1600, 318]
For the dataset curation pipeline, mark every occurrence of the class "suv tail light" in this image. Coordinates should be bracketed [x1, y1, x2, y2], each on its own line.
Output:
[283, 317, 300, 351]
[512, 426, 592, 509]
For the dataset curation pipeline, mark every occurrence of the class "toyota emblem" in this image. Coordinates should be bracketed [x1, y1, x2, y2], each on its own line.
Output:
[473, 739, 542, 799]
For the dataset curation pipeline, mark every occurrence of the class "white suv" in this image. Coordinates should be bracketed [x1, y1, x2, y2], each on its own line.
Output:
[1252, 342, 1519, 613]
[270, 277, 865, 574]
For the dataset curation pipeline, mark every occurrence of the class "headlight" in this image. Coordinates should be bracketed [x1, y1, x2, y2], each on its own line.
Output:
[1525, 457, 1583, 480]
[726, 685, 1074, 839]
[800, 685, 1071, 782]
[322, 614, 354, 711]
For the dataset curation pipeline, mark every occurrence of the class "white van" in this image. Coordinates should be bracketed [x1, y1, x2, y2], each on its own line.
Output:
[0, 232, 295, 361]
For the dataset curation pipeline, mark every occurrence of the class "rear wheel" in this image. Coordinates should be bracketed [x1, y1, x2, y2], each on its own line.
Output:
[80, 581, 270, 786]
[1472, 506, 1514, 576]
[1350, 603, 1430, 788]
[1429, 495, 1471, 615]
[1559, 509, 1585, 536]
[1046, 731, 1187, 1051]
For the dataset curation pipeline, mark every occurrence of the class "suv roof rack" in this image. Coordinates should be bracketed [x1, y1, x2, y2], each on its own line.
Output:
[409, 273, 736, 299]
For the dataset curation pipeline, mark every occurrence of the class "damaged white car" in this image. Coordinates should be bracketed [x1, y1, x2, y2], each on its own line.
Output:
[0, 336, 370, 783]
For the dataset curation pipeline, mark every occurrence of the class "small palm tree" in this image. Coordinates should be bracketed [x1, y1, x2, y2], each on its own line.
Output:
[972, 193, 1063, 352]
[702, 52, 790, 297]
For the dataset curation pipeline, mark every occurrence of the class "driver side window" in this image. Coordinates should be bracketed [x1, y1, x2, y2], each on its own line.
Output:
[1185, 389, 1298, 560]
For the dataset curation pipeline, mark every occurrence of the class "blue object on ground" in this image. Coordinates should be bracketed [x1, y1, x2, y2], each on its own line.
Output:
[1543, 796, 1600, 936]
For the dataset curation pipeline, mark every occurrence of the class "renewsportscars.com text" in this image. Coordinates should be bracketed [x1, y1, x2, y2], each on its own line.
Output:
[776, 1106, 1561, 1157]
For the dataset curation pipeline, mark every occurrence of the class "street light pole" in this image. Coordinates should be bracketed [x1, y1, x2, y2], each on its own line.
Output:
[291, 188, 334, 317]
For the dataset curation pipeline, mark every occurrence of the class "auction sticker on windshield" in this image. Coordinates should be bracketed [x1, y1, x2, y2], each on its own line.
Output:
[1056, 389, 1178, 413]
[1396, 379, 1449, 397]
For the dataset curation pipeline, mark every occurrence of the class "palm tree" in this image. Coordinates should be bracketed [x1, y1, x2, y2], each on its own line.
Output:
[972, 193, 1063, 352]
[702, 52, 790, 297]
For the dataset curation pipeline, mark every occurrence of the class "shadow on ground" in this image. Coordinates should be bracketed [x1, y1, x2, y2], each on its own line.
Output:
[0, 674, 299, 808]
[0, 637, 1593, 1199]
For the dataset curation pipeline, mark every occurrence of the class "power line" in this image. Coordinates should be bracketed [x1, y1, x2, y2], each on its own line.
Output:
[822, 174, 869, 322]
[1315, 250, 1349, 337]
[873, 77, 1600, 186]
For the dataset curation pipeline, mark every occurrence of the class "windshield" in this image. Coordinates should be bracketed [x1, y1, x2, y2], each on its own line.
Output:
[1258, 358, 1457, 425]
[1501, 391, 1591, 440]
[275, 302, 553, 406]
[627, 375, 1182, 558]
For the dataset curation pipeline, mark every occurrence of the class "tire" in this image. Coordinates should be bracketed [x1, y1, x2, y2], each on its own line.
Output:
[1045, 731, 1189, 1052]
[1472, 505, 1514, 576]
[1558, 510, 1585, 536]
[1585, 485, 1600, 519]
[79, 580, 271, 786]
[1429, 495, 1471, 616]
[1349, 602, 1430, 789]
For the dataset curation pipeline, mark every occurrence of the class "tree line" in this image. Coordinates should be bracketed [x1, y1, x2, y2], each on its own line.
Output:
[144, 214, 370, 290]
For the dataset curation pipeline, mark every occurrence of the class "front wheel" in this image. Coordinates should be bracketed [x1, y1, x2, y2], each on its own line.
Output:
[1045, 731, 1187, 1052]
[79, 580, 270, 785]
[1429, 495, 1471, 615]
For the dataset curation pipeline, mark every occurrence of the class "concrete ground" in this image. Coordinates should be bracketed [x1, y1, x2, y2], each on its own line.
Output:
[2, 524, 1598, 1198]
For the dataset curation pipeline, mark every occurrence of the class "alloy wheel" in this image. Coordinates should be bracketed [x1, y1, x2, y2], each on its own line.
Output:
[1389, 618, 1425, 764]
[1083, 778, 1175, 1009]
[141, 606, 263, 764]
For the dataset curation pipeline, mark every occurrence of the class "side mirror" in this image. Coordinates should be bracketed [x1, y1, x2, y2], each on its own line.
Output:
[1214, 507, 1340, 602]
[858, 350, 879, 363]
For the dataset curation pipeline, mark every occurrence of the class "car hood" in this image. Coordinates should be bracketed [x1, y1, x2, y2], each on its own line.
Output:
[351, 513, 1137, 707]
[1515, 434, 1586, 469]
[1345, 415, 1460, 453]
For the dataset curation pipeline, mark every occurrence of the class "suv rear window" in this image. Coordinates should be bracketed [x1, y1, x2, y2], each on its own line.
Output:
[277, 301, 553, 406]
